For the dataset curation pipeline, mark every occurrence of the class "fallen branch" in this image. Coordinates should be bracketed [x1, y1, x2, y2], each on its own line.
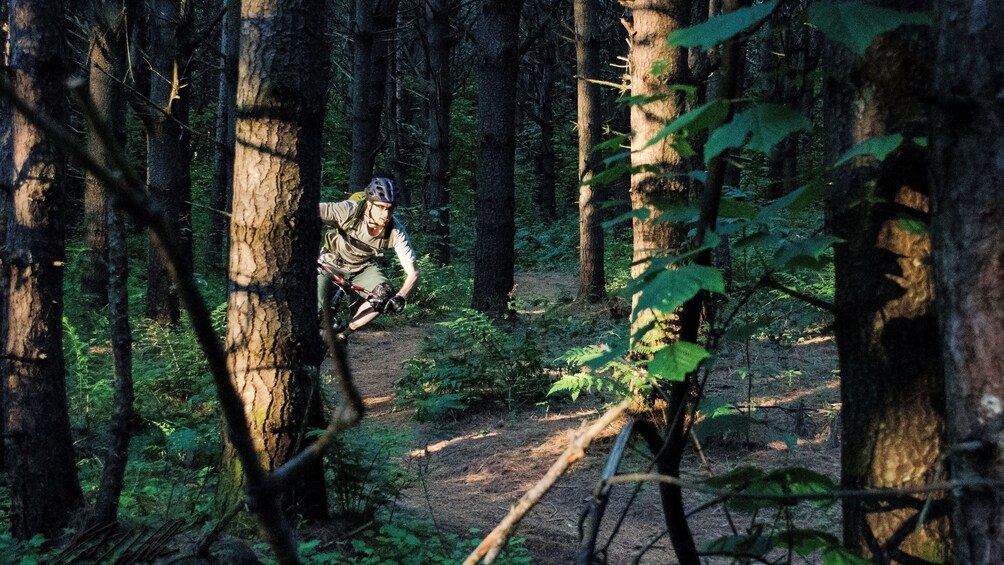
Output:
[462, 399, 630, 565]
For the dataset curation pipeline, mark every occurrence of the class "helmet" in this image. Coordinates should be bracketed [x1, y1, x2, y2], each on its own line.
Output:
[364, 177, 396, 204]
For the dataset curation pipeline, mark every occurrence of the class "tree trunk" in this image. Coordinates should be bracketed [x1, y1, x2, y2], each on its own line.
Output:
[209, 0, 240, 272]
[3, 0, 84, 539]
[385, 5, 410, 207]
[626, 1, 698, 562]
[0, 9, 12, 472]
[575, 0, 605, 301]
[528, 1, 556, 223]
[144, 0, 193, 326]
[824, 1, 950, 560]
[349, 0, 396, 191]
[471, 0, 523, 316]
[931, 0, 1004, 562]
[424, 0, 452, 264]
[81, 3, 130, 304]
[217, 0, 330, 521]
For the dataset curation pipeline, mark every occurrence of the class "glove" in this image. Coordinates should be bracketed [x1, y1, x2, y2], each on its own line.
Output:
[385, 295, 406, 314]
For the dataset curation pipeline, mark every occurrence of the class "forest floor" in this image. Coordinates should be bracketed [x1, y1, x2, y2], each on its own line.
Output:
[328, 271, 841, 564]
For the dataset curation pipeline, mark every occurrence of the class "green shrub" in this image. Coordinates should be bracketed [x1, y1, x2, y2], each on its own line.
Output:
[397, 310, 550, 420]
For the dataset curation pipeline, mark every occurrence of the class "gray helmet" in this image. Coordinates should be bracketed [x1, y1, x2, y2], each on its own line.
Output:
[364, 177, 396, 204]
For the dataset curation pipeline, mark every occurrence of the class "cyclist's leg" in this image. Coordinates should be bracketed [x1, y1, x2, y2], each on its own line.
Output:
[346, 263, 388, 331]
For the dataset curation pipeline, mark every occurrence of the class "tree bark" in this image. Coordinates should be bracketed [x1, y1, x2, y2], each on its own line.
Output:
[349, 0, 396, 191]
[217, 0, 330, 521]
[824, 1, 950, 560]
[471, 0, 524, 316]
[143, 0, 193, 326]
[3, 0, 84, 539]
[81, 3, 130, 304]
[209, 0, 240, 272]
[528, 0, 556, 223]
[625, 1, 697, 562]
[424, 0, 452, 264]
[575, 0, 605, 301]
[931, 0, 1004, 562]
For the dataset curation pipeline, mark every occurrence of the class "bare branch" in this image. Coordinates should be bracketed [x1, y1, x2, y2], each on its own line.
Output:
[463, 400, 631, 565]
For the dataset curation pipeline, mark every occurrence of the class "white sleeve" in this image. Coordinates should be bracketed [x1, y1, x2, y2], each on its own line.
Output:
[319, 201, 354, 227]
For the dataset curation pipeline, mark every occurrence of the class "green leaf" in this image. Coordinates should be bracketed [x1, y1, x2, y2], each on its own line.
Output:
[643, 99, 731, 149]
[771, 529, 840, 555]
[808, 1, 931, 55]
[669, 0, 778, 49]
[705, 104, 811, 164]
[833, 134, 904, 166]
[772, 235, 841, 271]
[895, 216, 928, 236]
[633, 265, 726, 317]
[701, 532, 772, 558]
[718, 199, 756, 219]
[758, 180, 825, 221]
[823, 547, 871, 565]
[601, 208, 649, 230]
[648, 342, 711, 381]
[593, 133, 631, 152]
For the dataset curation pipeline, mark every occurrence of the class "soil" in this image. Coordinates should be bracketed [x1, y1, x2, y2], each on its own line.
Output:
[337, 271, 841, 564]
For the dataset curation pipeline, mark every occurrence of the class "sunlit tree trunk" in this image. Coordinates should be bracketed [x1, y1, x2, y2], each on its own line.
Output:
[472, 0, 523, 315]
[932, 0, 1004, 561]
[2, 0, 84, 539]
[424, 0, 452, 263]
[575, 0, 605, 301]
[0, 5, 11, 472]
[217, 0, 330, 520]
[209, 0, 240, 272]
[626, 1, 697, 562]
[143, 0, 193, 326]
[824, 1, 949, 560]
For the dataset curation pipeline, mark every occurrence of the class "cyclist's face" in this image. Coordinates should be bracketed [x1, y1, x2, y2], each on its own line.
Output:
[367, 201, 393, 228]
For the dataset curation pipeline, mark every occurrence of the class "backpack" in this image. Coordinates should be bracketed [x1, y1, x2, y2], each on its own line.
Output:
[322, 193, 392, 254]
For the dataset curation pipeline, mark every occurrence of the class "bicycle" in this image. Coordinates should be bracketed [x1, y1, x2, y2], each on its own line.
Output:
[317, 261, 395, 343]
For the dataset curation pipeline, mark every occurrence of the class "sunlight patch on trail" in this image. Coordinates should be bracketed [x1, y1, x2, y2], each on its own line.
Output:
[408, 431, 500, 457]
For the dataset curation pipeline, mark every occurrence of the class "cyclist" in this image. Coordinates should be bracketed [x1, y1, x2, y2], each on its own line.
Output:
[318, 177, 419, 336]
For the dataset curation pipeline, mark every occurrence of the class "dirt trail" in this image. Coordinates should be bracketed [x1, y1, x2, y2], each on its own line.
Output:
[338, 272, 841, 564]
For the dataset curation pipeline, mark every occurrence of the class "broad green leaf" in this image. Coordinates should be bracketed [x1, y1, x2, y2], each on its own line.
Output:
[600, 150, 631, 167]
[601, 207, 649, 230]
[701, 533, 772, 558]
[896, 216, 928, 236]
[823, 547, 871, 565]
[911, 136, 928, 147]
[833, 134, 904, 166]
[592, 133, 631, 152]
[771, 529, 840, 555]
[705, 104, 810, 164]
[705, 465, 766, 489]
[759, 180, 826, 221]
[582, 161, 631, 187]
[669, 0, 778, 49]
[773, 235, 841, 270]
[808, 1, 931, 55]
[643, 99, 731, 149]
[648, 341, 711, 381]
[633, 265, 726, 316]
[718, 199, 756, 219]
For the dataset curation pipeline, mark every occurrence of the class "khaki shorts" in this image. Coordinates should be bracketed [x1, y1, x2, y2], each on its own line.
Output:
[316, 262, 388, 313]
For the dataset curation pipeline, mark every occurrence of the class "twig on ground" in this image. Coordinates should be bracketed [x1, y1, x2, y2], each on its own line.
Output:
[462, 399, 630, 565]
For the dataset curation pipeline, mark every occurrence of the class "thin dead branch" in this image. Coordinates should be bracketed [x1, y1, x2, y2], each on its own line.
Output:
[462, 399, 630, 565]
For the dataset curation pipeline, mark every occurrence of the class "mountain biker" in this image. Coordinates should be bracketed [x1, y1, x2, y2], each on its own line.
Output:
[318, 177, 419, 336]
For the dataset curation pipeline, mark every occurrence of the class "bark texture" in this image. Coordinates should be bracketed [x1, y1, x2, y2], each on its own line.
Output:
[575, 0, 605, 301]
[210, 0, 240, 271]
[471, 0, 523, 315]
[625, 1, 697, 562]
[931, 1, 1004, 562]
[143, 0, 193, 326]
[424, 0, 452, 264]
[824, 2, 949, 561]
[3, 0, 84, 539]
[349, 0, 396, 191]
[218, 0, 330, 520]
[81, 2, 130, 303]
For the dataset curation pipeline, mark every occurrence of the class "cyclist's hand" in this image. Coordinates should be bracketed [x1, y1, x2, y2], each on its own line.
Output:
[385, 295, 406, 314]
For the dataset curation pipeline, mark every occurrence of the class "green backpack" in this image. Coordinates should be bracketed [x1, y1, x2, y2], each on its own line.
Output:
[322, 192, 392, 253]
